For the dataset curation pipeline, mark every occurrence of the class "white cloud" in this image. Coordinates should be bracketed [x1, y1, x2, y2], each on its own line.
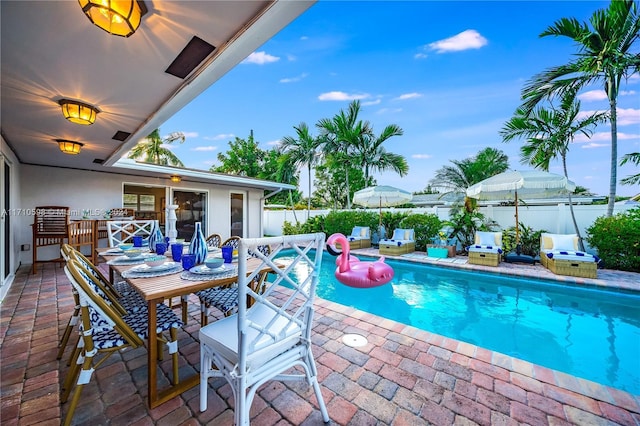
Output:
[267, 139, 281, 146]
[191, 146, 217, 152]
[280, 73, 308, 83]
[362, 99, 381, 106]
[204, 133, 235, 141]
[621, 90, 637, 96]
[243, 51, 280, 65]
[581, 142, 609, 149]
[318, 91, 369, 101]
[414, 53, 428, 59]
[578, 90, 607, 102]
[300, 36, 308, 41]
[428, 29, 488, 53]
[412, 154, 432, 159]
[160, 144, 175, 150]
[574, 131, 640, 143]
[286, 54, 297, 61]
[395, 93, 422, 101]
[617, 108, 640, 126]
[377, 108, 402, 114]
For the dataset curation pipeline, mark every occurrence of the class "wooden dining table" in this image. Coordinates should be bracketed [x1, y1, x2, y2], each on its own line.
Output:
[99, 248, 271, 408]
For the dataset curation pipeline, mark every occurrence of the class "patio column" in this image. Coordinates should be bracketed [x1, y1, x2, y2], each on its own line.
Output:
[166, 204, 178, 242]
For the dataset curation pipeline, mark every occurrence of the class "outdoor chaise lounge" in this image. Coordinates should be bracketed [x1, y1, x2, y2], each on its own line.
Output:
[468, 231, 503, 266]
[339, 226, 371, 249]
[379, 228, 415, 255]
[540, 233, 598, 278]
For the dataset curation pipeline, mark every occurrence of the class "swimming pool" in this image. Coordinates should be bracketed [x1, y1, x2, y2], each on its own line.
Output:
[276, 251, 640, 394]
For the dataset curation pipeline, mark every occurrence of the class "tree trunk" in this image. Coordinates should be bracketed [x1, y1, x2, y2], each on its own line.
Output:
[606, 80, 618, 217]
[307, 164, 312, 222]
[344, 150, 351, 209]
[563, 156, 584, 251]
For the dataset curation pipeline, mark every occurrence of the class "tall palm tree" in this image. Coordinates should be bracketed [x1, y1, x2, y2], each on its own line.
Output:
[353, 123, 408, 186]
[501, 90, 608, 249]
[279, 123, 322, 218]
[128, 129, 186, 166]
[317, 100, 371, 209]
[521, 0, 640, 216]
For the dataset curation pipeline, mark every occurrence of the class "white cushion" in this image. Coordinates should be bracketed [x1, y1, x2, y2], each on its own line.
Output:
[550, 234, 578, 251]
[199, 304, 301, 370]
[476, 231, 499, 246]
[392, 229, 405, 240]
[350, 226, 362, 237]
[546, 250, 596, 262]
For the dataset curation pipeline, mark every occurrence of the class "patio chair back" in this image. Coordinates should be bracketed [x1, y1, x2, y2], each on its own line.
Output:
[31, 206, 70, 273]
[206, 233, 222, 248]
[199, 233, 329, 425]
[106, 219, 155, 247]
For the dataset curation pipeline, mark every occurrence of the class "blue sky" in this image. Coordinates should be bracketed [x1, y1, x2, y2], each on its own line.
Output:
[160, 1, 640, 197]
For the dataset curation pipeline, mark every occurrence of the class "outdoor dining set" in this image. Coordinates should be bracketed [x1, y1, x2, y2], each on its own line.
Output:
[46, 213, 329, 426]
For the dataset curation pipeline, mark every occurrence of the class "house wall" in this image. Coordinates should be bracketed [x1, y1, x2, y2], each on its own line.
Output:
[1, 135, 22, 301]
[17, 164, 265, 266]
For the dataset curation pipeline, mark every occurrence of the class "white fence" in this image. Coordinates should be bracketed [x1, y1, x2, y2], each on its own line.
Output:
[264, 203, 637, 247]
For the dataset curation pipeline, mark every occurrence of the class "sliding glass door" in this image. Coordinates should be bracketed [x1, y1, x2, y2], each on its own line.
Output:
[174, 190, 207, 239]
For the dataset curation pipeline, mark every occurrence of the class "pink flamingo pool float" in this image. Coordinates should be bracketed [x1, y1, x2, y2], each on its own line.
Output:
[326, 233, 394, 288]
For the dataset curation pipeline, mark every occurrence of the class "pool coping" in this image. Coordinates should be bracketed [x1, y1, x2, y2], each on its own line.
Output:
[340, 248, 640, 410]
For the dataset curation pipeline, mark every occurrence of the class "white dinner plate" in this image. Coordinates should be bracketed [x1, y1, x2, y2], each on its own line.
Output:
[130, 261, 179, 273]
[189, 264, 226, 275]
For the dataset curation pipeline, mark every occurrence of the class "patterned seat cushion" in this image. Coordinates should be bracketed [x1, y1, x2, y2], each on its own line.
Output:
[544, 250, 598, 263]
[197, 287, 240, 315]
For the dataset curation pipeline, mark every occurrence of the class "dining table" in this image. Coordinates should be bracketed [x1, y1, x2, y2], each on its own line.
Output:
[97, 247, 273, 408]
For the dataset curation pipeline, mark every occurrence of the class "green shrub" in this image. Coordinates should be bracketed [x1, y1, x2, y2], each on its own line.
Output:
[380, 211, 409, 239]
[502, 222, 546, 257]
[399, 213, 442, 251]
[586, 208, 640, 272]
[323, 210, 379, 236]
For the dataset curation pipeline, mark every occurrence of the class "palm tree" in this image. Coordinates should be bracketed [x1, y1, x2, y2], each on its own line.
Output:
[353, 124, 408, 186]
[429, 147, 510, 197]
[430, 147, 510, 214]
[620, 152, 640, 185]
[279, 123, 322, 219]
[521, 0, 640, 217]
[317, 100, 371, 209]
[128, 129, 185, 166]
[501, 89, 608, 250]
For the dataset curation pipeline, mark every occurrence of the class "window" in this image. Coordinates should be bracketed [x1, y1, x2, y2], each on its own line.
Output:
[123, 193, 156, 211]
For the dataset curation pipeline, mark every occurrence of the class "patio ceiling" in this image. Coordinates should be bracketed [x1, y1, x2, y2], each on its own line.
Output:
[0, 1, 314, 175]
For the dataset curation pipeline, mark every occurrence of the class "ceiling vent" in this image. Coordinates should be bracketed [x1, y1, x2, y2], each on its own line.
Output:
[93, 158, 105, 164]
[165, 36, 215, 79]
[112, 131, 131, 141]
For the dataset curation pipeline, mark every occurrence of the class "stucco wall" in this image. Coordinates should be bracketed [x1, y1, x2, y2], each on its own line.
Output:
[18, 164, 265, 265]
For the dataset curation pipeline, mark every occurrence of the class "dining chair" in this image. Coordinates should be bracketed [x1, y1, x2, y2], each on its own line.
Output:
[206, 233, 222, 249]
[106, 219, 155, 247]
[62, 259, 146, 426]
[31, 206, 70, 274]
[199, 233, 329, 425]
[196, 244, 271, 326]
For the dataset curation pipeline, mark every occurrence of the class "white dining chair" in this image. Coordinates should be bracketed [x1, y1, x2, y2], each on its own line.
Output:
[106, 219, 155, 247]
[199, 233, 330, 425]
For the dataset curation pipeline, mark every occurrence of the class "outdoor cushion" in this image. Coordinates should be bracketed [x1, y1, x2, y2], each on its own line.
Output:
[475, 231, 501, 246]
[468, 245, 503, 254]
[550, 234, 578, 251]
[545, 250, 598, 263]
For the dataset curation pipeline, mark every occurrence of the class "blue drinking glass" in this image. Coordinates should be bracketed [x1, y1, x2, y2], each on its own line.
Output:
[171, 243, 183, 262]
[181, 254, 195, 271]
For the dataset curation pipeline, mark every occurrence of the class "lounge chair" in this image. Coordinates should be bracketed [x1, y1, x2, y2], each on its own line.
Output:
[340, 226, 371, 249]
[468, 231, 503, 266]
[539, 233, 598, 278]
[379, 228, 415, 255]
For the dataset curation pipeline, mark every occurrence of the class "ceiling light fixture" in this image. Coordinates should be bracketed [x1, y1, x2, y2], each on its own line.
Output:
[170, 175, 181, 183]
[79, 0, 147, 38]
[58, 99, 100, 125]
[56, 139, 84, 155]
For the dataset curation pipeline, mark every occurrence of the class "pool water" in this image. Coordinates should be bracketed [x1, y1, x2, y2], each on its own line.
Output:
[275, 251, 640, 394]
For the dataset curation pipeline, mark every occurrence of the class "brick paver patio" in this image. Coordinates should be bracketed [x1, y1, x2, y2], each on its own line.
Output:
[1, 255, 639, 425]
